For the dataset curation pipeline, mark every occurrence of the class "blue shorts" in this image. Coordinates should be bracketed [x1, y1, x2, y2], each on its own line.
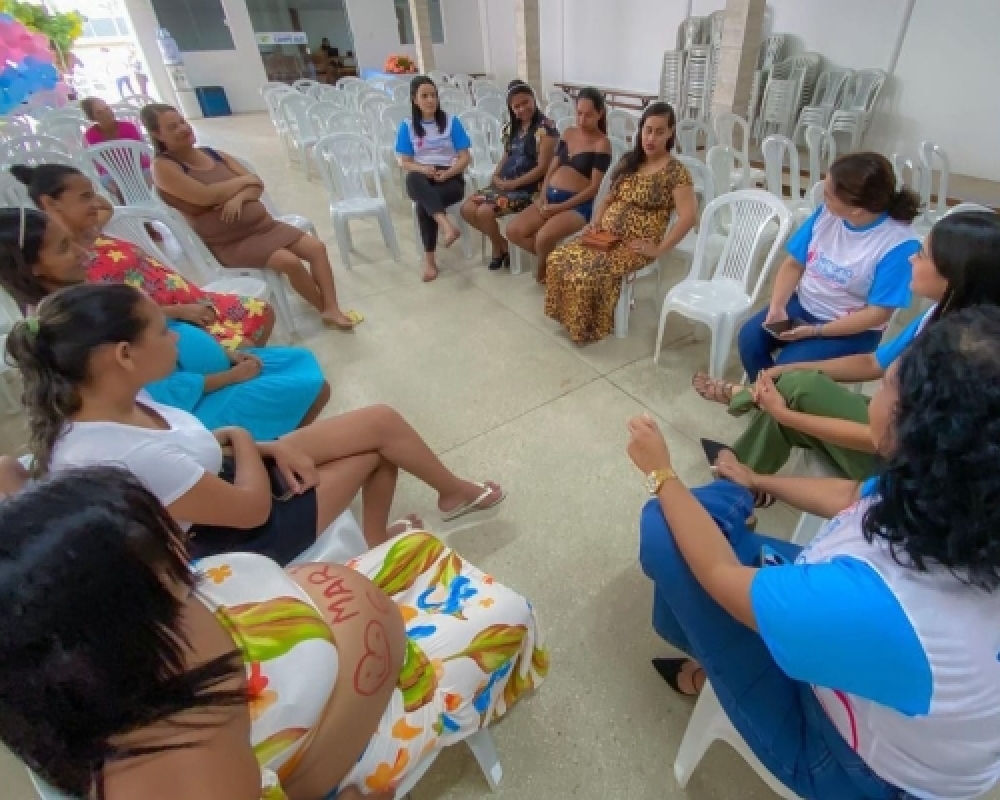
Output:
[546, 186, 594, 223]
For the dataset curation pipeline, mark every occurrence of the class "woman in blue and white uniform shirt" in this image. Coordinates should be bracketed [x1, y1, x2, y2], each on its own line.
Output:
[698, 152, 921, 390]
[632, 305, 1000, 799]
[395, 75, 472, 282]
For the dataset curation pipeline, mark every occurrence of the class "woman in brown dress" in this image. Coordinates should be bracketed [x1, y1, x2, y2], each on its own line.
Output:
[142, 104, 360, 330]
[544, 102, 697, 344]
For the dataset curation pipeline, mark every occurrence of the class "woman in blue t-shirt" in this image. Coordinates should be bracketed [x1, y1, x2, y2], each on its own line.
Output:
[699, 153, 921, 387]
[632, 306, 1000, 799]
[704, 211, 1000, 487]
[395, 75, 472, 282]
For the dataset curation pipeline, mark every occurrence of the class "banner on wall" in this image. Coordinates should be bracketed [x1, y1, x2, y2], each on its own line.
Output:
[255, 32, 308, 46]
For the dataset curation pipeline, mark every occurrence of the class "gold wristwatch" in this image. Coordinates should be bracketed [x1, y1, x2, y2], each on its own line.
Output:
[646, 467, 678, 495]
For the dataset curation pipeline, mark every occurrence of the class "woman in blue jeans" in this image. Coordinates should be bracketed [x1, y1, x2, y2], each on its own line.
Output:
[631, 306, 1000, 799]
[695, 153, 921, 399]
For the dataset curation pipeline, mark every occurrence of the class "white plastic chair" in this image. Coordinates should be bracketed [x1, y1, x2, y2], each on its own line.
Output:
[109, 104, 150, 145]
[554, 116, 574, 135]
[546, 88, 571, 104]
[230, 156, 317, 239]
[653, 190, 794, 377]
[314, 133, 400, 270]
[608, 109, 639, 143]
[475, 95, 507, 125]
[306, 84, 327, 102]
[85, 141, 157, 207]
[37, 115, 90, 151]
[609, 134, 628, 173]
[118, 94, 157, 111]
[754, 78, 798, 141]
[804, 125, 836, 190]
[676, 118, 716, 157]
[0, 117, 33, 141]
[360, 94, 390, 138]
[449, 72, 473, 96]
[891, 153, 922, 194]
[761, 134, 806, 216]
[544, 97, 573, 121]
[714, 113, 764, 189]
[944, 202, 995, 217]
[260, 81, 288, 97]
[293, 78, 320, 94]
[438, 87, 470, 116]
[0, 172, 31, 207]
[472, 78, 499, 98]
[808, 180, 825, 211]
[792, 67, 852, 144]
[918, 141, 950, 225]
[459, 109, 503, 191]
[306, 101, 341, 136]
[827, 69, 886, 152]
[320, 85, 351, 109]
[327, 109, 368, 137]
[428, 70, 450, 86]
[278, 93, 320, 179]
[675, 682, 803, 799]
[391, 83, 410, 105]
[265, 86, 296, 157]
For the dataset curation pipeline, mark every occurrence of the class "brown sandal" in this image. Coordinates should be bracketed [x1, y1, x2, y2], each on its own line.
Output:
[692, 372, 742, 406]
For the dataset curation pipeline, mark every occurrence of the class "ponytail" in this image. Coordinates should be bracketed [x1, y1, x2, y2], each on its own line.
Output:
[886, 186, 922, 223]
[4, 284, 148, 473]
[9, 164, 83, 207]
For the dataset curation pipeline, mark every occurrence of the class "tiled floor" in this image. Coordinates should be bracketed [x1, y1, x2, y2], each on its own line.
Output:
[1, 114, 993, 800]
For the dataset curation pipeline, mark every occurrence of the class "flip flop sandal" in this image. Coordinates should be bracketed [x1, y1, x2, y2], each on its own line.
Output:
[387, 515, 424, 536]
[323, 309, 365, 330]
[691, 372, 739, 405]
[441, 482, 506, 522]
[752, 490, 776, 509]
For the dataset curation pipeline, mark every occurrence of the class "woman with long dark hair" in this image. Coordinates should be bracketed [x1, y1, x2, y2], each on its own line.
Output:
[142, 104, 361, 330]
[633, 305, 1000, 799]
[459, 81, 559, 270]
[0, 466, 545, 800]
[707, 211, 1000, 489]
[394, 76, 472, 282]
[506, 87, 612, 284]
[542, 101, 696, 343]
[696, 152, 921, 390]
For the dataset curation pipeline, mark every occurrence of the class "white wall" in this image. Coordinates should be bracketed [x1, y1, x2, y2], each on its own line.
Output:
[345, 0, 485, 74]
[480, 0, 518, 86]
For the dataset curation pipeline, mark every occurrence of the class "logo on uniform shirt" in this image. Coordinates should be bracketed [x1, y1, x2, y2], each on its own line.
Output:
[810, 252, 854, 287]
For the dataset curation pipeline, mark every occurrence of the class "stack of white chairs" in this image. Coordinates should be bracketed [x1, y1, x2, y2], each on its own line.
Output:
[659, 50, 686, 107]
[458, 109, 503, 190]
[278, 92, 320, 179]
[293, 78, 320, 94]
[918, 141, 950, 228]
[753, 78, 798, 142]
[826, 68, 886, 152]
[545, 96, 573, 122]
[654, 189, 794, 377]
[680, 45, 712, 120]
[803, 125, 836, 192]
[85, 141, 157, 207]
[390, 83, 410, 105]
[360, 94, 390, 138]
[608, 109, 639, 144]
[306, 101, 342, 137]
[471, 78, 499, 98]
[37, 114, 90, 151]
[476, 95, 507, 125]
[438, 87, 469, 116]
[265, 86, 296, 158]
[427, 70, 450, 86]
[791, 67, 852, 144]
[676, 118, 715, 157]
[761, 134, 808, 220]
[313, 132, 400, 270]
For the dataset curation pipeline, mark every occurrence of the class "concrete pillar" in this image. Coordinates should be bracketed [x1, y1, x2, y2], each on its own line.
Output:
[711, 0, 765, 119]
[515, 0, 541, 90]
[408, 0, 436, 73]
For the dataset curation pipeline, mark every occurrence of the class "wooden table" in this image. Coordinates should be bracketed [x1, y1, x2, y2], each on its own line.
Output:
[553, 82, 658, 111]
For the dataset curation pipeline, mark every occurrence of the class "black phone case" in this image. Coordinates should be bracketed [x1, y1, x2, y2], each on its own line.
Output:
[701, 438, 728, 467]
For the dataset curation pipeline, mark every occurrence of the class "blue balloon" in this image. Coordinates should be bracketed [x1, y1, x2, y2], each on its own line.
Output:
[0, 13, 13, 24]
[22, 55, 39, 69]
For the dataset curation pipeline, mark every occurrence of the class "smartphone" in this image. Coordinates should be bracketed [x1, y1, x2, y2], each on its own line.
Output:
[759, 544, 788, 567]
[763, 318, 808, 337]
[266, 461, 296, 502]
[701, 438, 729, 468]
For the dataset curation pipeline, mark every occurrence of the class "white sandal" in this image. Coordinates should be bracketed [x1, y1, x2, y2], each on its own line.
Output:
[441, 482, 506, 522]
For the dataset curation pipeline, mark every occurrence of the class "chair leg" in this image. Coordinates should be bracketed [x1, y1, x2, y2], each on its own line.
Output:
[708, 316, 732, 379]
[653, 302, 673, 365]
[674, 681, 724, 788]
[264, 272, 297, 338]
[332, 216, 353, 270]
[378, 210, 401, 261]
[614, 277, 631, 338]
[465, 729, 503, 791]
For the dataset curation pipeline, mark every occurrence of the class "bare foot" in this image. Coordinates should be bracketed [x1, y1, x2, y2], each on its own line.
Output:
[321, 309, 362, 330]
[386, 513, 425, 537]
[422, 262, 439, 282]
[440, 224, 461, 249]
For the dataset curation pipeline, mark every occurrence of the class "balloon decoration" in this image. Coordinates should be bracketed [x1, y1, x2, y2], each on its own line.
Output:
[0, 11, 60, 115]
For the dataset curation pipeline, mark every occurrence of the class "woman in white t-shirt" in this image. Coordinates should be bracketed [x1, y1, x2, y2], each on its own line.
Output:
[632, 307, 1000, 799]
[395, 76, 471, 282]
[7, 283, 506, 564]
[695, 152, 921, 392]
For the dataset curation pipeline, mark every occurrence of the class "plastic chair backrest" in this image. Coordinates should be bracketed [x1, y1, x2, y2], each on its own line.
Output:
[475, 96, 507, 125]
[438, 87, 468, 115]
[918, 141, 950, 219]
[546, 88, 571, 104]
[391, 84, 410, 105]
[676, 119, 716, 156]
[706, 144, 752, 196]
[109, 104, 149, 143]
[608, 108, 639, 141]
[293, 78, 320, 93]
[675, 153, 715, 213]
[279, 93, 316, 142]
[890, 153, 921, 192]
[810, 68, 852, 108]
[474, 87, 505, 104]
[118, 94, 157, 110]
[260, 81, 288, 96]
[450, 73, 473, 93]
[360, 94, 390, 132]
[544, 98, 573, 120]
[306, 84, 327, 102]
[428, 70, 450, 86]
[382, 104, 410, 141]
[804, 125, 836, 187]
[0, 172, 31, 207]
[37, 107, 86, 125]
[841, 69, 886, 113]
[713, 112, 752, 161]
[761, 134, 801, 201]
[37, 115, 90, 151]
[265, 86, 295, 123]
[609, 135, 627, 171]
[458, 109, 503, 168]
[0, 118, 33, 141]
[314, 132, 384, 203]
[86, 141, 156, 206]
[306, 101, 341, 136]
[555, 115, 574, 135]
[472, 78, 499, 97]
[944, 202, 994, 217]
[809, 180, 825, 210]
[693, 189, 793, 304]
[327, 109, 367, 137]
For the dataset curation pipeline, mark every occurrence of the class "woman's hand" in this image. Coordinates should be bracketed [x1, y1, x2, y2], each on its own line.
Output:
[213, 426, 252, 448]
[777, 324, 817, 342]
[218, 195, 246, 223]
[227, 351, 263, 383]
[174, 302, 217, 328]
[753, 373, 789, 418]
[493, 176, 510, 191]
[713, 451, 760, 491]
[258, 440, 319, 494]
[627, 239, 659, 259]
[763, 307, 788, 327]
[627, 413, 672, 474]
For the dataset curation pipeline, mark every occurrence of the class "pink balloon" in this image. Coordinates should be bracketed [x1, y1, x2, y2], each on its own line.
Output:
[6, 47, 23, 65]
[0, 23, 18, 47]
[15, 33, 32, 50]
[0, 45, 8, 63]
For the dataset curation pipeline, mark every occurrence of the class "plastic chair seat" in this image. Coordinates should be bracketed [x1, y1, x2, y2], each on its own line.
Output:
[664, 277, 752, 320]
[202, 276, 268, 298]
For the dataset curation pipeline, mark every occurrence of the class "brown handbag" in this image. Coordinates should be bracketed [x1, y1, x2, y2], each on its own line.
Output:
[580, 230, 621, 251]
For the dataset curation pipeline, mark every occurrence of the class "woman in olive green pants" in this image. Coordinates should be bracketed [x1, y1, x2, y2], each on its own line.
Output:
[694, 210, 1000, 481]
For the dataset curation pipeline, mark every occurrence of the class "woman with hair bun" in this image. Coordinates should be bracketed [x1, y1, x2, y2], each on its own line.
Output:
[696, 152, 922, 391]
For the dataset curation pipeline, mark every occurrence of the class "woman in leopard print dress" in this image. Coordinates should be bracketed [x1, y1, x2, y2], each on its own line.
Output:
[544, 102, 697, 343]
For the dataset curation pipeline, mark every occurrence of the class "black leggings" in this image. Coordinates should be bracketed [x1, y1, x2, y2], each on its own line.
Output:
[406, 171, 465, 253]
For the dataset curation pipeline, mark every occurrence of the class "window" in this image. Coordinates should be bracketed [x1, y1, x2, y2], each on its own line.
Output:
[150, 0, 235, 52]
[82, 16, 130, 38]
[395, 0, 445, 45]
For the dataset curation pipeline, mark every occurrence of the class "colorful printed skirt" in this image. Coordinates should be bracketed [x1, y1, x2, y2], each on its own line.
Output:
[471, 186, 537, 218]
[336, 531, 549, 795]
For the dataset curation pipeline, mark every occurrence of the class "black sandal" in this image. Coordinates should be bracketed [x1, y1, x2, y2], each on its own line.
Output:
[752, 490, 776, 509]
[488, 252, 511, 271]
[652, 658, 705, 698]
